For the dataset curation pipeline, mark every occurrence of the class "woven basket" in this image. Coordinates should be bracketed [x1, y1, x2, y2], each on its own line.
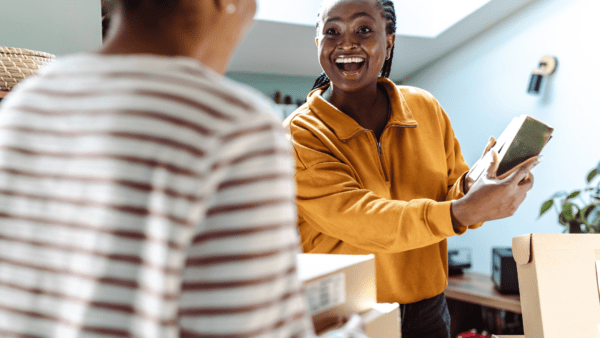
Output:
[0, 46, 56, 95]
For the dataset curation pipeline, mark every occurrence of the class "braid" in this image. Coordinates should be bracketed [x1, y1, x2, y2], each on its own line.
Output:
[312, 73, 331, 91]
[312, 0, 397, 91]
[379, 0, 396, 78]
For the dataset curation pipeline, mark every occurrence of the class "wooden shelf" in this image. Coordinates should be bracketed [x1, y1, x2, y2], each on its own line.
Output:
[445, 272, 521, 314]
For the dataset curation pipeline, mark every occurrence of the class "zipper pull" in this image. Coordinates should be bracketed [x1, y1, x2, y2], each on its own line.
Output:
[377, 141, 382, 157]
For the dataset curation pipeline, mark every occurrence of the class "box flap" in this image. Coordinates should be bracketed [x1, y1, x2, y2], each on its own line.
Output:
[516, 234, 600, 337]
[512, 234, 532, 265]
[296, 254, 375, 281]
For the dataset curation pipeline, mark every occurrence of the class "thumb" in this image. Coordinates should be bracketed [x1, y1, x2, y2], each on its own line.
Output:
[486, 149, 500, 178]
[481, 136, 497, 159]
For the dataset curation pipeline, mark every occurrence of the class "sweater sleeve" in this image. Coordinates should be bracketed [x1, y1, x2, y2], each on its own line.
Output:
[290, 124, 459, 254]
[438, 106, 484, 234]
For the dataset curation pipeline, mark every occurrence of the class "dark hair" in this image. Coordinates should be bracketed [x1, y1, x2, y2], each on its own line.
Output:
[117, 0, 179, 13]
[312, 0, 397, 90]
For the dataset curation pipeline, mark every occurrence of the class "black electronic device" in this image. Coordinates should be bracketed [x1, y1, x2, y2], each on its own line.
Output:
[448, 248, 472, 276]
[492, 247, 520, 294]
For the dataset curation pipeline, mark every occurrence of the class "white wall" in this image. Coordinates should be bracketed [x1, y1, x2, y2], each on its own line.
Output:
[404, 0, 600, 275]
[0, 0, 102, 56]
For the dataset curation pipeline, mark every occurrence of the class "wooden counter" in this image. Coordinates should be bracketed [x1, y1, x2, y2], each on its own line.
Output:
[445, 272, 521, 314]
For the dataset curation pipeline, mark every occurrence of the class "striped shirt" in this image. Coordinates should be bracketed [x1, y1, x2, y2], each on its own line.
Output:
[0, 54, 314, 338]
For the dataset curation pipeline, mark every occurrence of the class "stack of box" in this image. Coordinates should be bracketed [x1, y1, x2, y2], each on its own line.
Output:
[296, 253, 400, 338]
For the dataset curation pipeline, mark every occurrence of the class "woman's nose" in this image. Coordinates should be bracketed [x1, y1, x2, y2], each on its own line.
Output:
[337, 34, 358, 50]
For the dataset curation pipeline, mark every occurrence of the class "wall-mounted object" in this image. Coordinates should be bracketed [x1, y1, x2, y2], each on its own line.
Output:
[527, 55, 558, 95]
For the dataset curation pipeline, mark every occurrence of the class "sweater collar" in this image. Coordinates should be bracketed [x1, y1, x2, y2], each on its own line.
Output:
[307, 77, 418, 141]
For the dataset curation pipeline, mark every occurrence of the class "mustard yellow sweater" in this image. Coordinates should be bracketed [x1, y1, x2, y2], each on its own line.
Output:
[284, 78, 483, 304]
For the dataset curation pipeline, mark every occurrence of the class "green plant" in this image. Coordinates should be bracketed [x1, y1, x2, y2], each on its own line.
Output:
[539, 161, 600, 233]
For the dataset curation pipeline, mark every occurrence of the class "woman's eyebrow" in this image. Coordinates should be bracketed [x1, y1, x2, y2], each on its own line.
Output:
[324, 12, 376, 25]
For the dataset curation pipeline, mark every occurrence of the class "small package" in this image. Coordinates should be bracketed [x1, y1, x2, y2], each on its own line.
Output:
[296, 254, 377, 333]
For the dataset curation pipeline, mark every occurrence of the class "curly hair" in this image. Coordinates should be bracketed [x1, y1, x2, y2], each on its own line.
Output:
[312, 0, 397, 90]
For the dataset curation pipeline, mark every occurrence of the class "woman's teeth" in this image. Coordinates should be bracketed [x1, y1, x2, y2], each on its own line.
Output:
[335, 57, 365, 72]
[335, 57, 365, 63]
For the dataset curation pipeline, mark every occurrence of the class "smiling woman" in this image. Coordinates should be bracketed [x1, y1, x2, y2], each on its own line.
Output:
[283, 0, 541, 337]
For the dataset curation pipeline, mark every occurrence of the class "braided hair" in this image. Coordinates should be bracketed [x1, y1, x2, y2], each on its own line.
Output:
[312, 0, 397, 90]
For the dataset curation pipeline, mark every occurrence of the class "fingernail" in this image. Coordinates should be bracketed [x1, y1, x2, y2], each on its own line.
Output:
[536, 155, 544, 164]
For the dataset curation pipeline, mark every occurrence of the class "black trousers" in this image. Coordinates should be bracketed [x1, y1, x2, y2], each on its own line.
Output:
[399, 293, 451, 338]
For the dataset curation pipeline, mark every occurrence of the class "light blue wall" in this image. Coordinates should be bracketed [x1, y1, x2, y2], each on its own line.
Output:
[404, 0, 600, 275]
[0, 0, 102, 56]
[226, 71, 318, 105]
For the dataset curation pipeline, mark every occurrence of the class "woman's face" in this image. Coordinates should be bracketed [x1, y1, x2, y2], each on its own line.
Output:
[316, 0, 394, 92]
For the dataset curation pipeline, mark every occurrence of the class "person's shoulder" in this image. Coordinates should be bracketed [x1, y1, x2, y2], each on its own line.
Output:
[282, 102, 312, 128]
[282, 101, 326, 141]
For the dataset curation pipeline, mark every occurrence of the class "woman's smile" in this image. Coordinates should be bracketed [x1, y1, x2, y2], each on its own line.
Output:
[335, 56, 366, 74]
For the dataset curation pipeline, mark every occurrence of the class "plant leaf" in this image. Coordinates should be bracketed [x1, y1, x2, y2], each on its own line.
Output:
[559, 213, 569, 225]
[583, 204, 600, 227]
[587, 169, 598, 184]
[561, 202, 578, 221]
[539, 199, 554, 217]
[567, 190, 581, 199]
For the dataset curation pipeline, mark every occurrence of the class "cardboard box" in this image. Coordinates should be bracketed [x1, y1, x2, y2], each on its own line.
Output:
[361, 303, 401, 338]
[296, 254, 377, 333]
[319, 303, 401, 338]
[512, 234, 600, 338]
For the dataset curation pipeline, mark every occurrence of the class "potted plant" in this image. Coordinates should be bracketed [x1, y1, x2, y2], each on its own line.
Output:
[539, 161, 600, 233]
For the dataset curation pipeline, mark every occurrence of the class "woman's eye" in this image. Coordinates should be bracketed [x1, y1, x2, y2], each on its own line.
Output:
[325, 28, 338, 35]
[358, 27, 372, 34]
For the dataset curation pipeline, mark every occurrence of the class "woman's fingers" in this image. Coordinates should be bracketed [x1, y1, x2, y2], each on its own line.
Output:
[481, 136, 497, 159]
[505, 156, 542, 185]
[485, 149, 500, 178]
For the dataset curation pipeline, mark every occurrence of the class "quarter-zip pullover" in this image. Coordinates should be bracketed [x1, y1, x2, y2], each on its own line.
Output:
[284, 77, 483, 304]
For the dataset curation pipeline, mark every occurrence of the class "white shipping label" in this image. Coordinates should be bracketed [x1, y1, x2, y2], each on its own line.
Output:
[305, 273, 346, 315]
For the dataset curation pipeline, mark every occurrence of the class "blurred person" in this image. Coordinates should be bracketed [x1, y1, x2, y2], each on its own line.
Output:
[283, 0, 540, 337]
[0, 0, 364, 337]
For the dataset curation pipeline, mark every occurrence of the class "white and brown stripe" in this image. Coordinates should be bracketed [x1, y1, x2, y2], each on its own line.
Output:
[0, 53, 314, 338]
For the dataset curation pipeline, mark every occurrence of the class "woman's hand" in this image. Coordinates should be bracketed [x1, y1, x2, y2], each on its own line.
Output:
[452, 150, 542, 227]
[464, 136, 496, 194]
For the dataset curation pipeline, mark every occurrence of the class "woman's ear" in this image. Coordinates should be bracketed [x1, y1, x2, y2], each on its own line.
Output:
[386, 33, 395, 59]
